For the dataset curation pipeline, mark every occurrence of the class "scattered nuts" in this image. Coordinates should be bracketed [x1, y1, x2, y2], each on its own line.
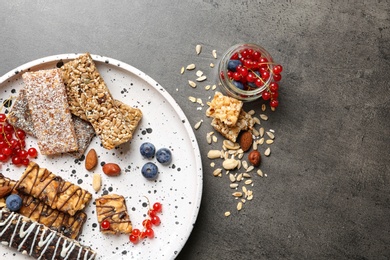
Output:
[239, 131, 253, 152]
[222, 158, 239, 170]
[0, 186, 12, 198]
[102, 163, 121, 176]
[223, 140, 240, 150]
[207, 150, 222, 159]
[85, 149, 98, 171]
[248, 150, 261, 166]
[92, 173, 102, 192]
[224, 211, 231, 217]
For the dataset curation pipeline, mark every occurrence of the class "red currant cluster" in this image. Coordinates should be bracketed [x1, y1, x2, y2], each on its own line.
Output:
[129, 202, 162, 244]
[224, 48, 283, 108]
[0, 113, 38, 165]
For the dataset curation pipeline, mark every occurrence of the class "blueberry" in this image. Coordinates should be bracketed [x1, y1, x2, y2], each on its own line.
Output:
[232, 80, 244, 90]
[156, 148, 172, 164]
[227, 60, 242, 71]
[6, 194, 22, 211]
[140, 142, 156, 159]
[141, 162, 159, 179]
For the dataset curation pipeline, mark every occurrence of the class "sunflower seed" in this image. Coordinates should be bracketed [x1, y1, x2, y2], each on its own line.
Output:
[259, 127, 265, 137]
[264, 147, 271, 156]
[261, 104, 266, 111]
[237, 201, 243, 211]
[205, 85, 211, 90]
[196, 44, 202, 55]
[212, 49, 217, 59]
[213, 168, 222, 176]
[247, 194, 253, 201]
[186, 64, 196, 70]
[229, 173, 236, 182]
[253, 117, 261, 125]
[236, 173, 243, 182]
[266, 139, 274, 144]
[181, 67, 185, 74]
[223, 140, 240, 150]
[207, 150, 221, 159]
[248, 110, 255, 115]
[246, 166, 254, 173]
[188, 80, 197, 88]
[243, 173, 251, 178]
[212, 135, 218, 143]
[196, 70, 203, 77]
[188, 96, 196, 102]
[258, 138, 264, 145]
[266, 131, 275, 139]
[253, 141, 258, 150]
[245, 179, 253, 185]
[242, 160, 248, 170]
[252, 128, 260, 137]
[194, 120, 203, 129]
[260, 114, 268, 121]
[210, 63, 215, 68]
[206, 131, 214, 144]
[271, 106, 276, 111]
[224, 211, 231, 217]
[196, 75, 207, 82]
[257, 169, 263, 177]
[212, 84, 217, 90]
[196, 98, 203, 105]
[238, 152, 244, 159]
[242, 186, 248, 195]
[230, 183, 239, 189]
[232, 192, 243, 197]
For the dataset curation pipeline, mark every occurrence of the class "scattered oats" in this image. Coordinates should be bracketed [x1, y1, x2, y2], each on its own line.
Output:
[259, 127, 265, 137]
[188, 80, 197, 88]
[186, 64, 196, 70]
[180, 66, 185, 74]
[253, 117, 261, 125]
[232, 192, 243, 197]
[246, 166, 254, 173]
[196, 70, 204, 77]
[266, 139, 274, 144]
[224, 211, 231, 217]
[229, 173, 236, 182]
[258, 138, 264, 145]
[194, 119, 203, 130]
[212, 49, 217, 59]
[230, 183, 239, 189]
[205, 85, 211, 90]
[257, 169, 263, 177]
[248, 109, 255, 115]
[188, 96, 197, 102]
[260, 114, 269, 121]
[212, 84, 217, 90]
[207, 150, 222, 159]
[266, 131, 275, 139]
[210, 162, 215, 167]
[213, 168, 222, 177]
[212, 135, 218, 143]
[210, 63, 215, 68]
[264, 147, 271, 156]
[237, 201, 243, 211]
[196, 75, 207, 82]
[261, 104, 266, 111]
[196, 44, 202, 55]
[245, 179, 253, 185]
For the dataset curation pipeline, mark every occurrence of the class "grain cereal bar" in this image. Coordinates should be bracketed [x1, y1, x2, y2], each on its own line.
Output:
[22, 69, 78, 155]
[15, 162, 92, 216]
[60, 53, 135, 149]
[95, 194, 132, 234]
[206, 91, 243, 126]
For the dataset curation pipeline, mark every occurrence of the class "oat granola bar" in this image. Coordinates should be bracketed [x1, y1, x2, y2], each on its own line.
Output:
[22, 69, 78, 155]
[0, 208, 96, 260]
[95, 194, 132, 234]
[60, 53, 135, 150]
[15, 162, 92, 216]
[206, 91, 243, 126]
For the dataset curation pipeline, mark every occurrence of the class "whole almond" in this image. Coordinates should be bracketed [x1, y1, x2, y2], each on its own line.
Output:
[85, 149, 98, 171]
[248, 150, 261, 166]
[102, 163, 121, 176]
[0, 186, 12, 198]
[239, 131, 253, 152]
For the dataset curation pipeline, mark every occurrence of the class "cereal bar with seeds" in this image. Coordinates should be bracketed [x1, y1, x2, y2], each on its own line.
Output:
[15, 162, 92, 216]
[22, 69, 78, 155]
[0, 208, 96, 260]
[206, 91, 243, 126]
[95, 194, 132, 234]
[211, 110, 255, 142]
[113, 99, 142, 133]
[60, 53, 135, 149]
[8, 88, 95, 158]
[0, 174, 87, 239]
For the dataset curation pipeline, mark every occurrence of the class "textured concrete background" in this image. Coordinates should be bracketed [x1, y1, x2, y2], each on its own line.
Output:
[1, 0, 389, 259]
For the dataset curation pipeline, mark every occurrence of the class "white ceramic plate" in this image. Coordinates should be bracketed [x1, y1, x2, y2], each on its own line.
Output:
[0, 54, 203, 260]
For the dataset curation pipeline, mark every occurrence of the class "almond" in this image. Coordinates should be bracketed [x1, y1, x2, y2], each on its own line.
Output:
[102, 163, 121, 176]
[85, 149, 98, 171]
[239, 131, 253, 152]
[0, 186, 12, 198]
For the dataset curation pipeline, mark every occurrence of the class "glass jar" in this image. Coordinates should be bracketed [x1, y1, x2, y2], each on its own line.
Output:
[218, 43, 275, 102]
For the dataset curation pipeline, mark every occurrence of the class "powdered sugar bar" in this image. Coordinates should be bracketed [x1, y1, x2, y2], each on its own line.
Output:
[22, 69, 78, 155]
[0, 208, 96, 259]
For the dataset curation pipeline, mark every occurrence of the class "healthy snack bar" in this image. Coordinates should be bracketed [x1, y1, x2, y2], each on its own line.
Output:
[206, 91, 243, 126]
[95, 194, 132, 234]
[15, 162, 92, 216]
[0, 208, 96, 260]
[8, 89, 95, 158]
[22, 69, 79, 155]
[113, 100, 143, 134]
[60, 53, 136, 150]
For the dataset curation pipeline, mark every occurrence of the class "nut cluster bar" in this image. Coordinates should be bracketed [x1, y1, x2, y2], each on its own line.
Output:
[22, 69, 78, 155]
[0, 208, 96, 260]
[15, 162, 92, 216]
[61, 53, 135, 149]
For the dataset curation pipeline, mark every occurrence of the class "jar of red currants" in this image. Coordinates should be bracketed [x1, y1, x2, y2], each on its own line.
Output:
[218, 43, 283, 104]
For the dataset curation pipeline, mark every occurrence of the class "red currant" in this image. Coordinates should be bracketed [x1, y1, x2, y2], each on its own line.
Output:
[0, 114, 6, 122]
[0, 154, 8, 162]
[273, 73, 282, 82]
[239, 67, 248, 77]
[246, 72, 255, 82]
[101, 220, 110, 230]
[232, 72, 241, 81]
[0, 141, 8, 149]
[129, 234, 139, 244]
[255, 78, 264, 87]
[21, 158, 30, 166]
[271, 91, 279, 99]
[261, 71, 270, 80]
[252, 51, 261, 61]
[148, 209, 157, 217]
[18, 149, 28, 159]
[15, 129, 26, 140]
[151, 215, 161, 226]
[4, 124, 14, 134]
[12, 156, 22, 165]
[28, 147, 38, 158]
[153, 202, 162, 213]
[231, 52, 239, 60]
[269, 82, 279, 92]
[142, 219, 152, 229]
[273, 65, 283, 74]
[132, 228, 141, 237]
[145, 228, 154, 238]
[270, 99, 279, 108]
[262, 91, 271, 101]
[2, 147, 12, 156]
[259, 57, 269, 64]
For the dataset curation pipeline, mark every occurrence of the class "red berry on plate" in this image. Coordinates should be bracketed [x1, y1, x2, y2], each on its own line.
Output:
[12, 156, 22, 165]
[18, 149, 28, 159]
[28, 147, 38, 158]
[0, 154, 8, 162]
[4, 124, 14, 134]
[148, 209, 157, 218]
[142, 219, 152, 229]
[132, 228, 141, 237]
[16, 129, 26, 140]
[151, 215, 161, 226]
[153, 202, 162, 213]
[129, 234, 139, 244]
[21, 158, 29, 166]
[101, 220, 110, 230]
[2, 147, 12, 156]
[145, 228, 154, 239]
[0, 113, 6, 122]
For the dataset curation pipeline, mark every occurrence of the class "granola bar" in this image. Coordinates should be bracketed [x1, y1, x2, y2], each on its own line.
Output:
[60, 53, 136, 150]
[22, 69, 78, 155]
[95, 194, 132, 234]
[0, 208, 96, 260]
[15, 162, 92, 216]
[206, 91, 243, 126]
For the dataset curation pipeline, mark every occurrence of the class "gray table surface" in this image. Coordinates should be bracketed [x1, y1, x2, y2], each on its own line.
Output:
[1, 1, 389, 259]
